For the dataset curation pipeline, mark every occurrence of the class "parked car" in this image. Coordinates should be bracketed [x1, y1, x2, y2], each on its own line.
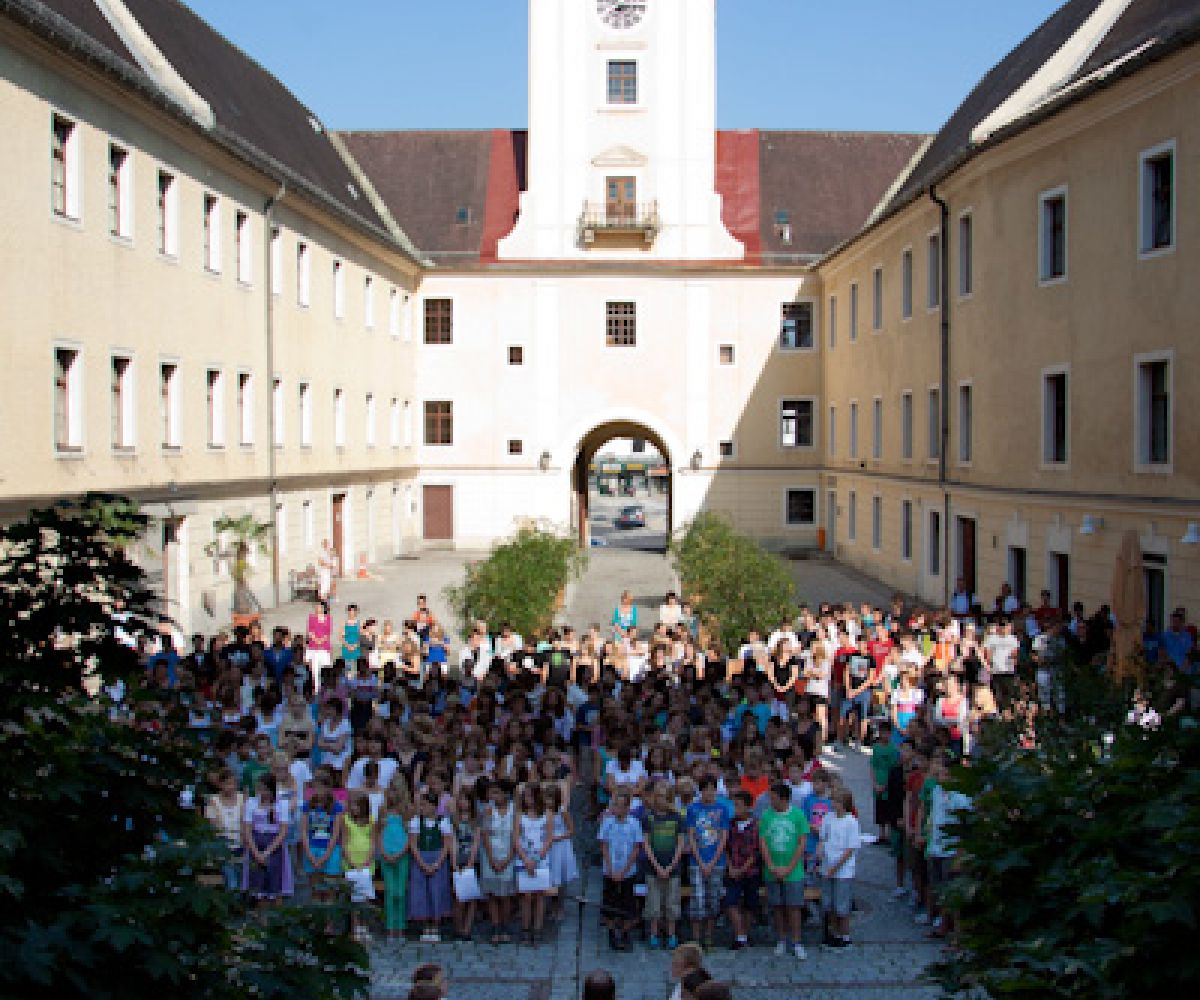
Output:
[614, 505, 646, 529]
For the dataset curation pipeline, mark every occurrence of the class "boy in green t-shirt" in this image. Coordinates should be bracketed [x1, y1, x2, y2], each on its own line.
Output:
[641, 780, 685, 949]
[870, 721, 901, 838]
[758, 781, 810, 960]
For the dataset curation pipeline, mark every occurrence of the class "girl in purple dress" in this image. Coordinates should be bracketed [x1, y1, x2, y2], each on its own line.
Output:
[242, 774, 294, 902]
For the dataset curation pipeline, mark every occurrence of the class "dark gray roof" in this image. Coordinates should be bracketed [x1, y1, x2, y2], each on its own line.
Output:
[38, 0, 135, 64]
[873, 0, 1200, 236]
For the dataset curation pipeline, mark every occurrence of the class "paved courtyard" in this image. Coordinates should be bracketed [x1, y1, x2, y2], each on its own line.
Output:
[356, 548, 936, 999]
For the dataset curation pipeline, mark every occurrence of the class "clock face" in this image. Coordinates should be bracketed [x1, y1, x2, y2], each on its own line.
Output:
[597, 0, 647, 30]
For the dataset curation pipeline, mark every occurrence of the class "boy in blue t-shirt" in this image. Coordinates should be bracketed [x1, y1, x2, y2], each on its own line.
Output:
[686, 775, 730, 947]
[598, 790, 643, 951]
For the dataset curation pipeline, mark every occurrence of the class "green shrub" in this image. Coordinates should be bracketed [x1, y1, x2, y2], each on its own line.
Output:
[443, 525, 587, 639]
[670, 512, 796, 652]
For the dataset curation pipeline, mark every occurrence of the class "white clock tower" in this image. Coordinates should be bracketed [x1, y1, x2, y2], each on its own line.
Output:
[498, 0, 744, 260]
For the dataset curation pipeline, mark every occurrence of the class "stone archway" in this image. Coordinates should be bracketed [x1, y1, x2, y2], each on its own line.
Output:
[571, 420, 672, 551]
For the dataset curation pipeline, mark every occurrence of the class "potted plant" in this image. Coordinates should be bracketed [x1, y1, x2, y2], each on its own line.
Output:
[205, 514, 272, 623]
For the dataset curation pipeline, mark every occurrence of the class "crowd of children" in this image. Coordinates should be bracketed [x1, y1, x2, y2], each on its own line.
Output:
[165, 583, 1195, 958]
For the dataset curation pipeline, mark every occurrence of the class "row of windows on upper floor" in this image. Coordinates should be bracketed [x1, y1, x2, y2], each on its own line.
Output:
[50, 348, 420, 456]
[49, 112, 413, 332]
[776, 357, 1174, 472]
[826, 139, 1178, 346]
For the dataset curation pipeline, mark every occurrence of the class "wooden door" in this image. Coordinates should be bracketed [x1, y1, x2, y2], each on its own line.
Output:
[606, 176, 636, 222]
[958, 516, 977, 599]
[331, 493, 346, 576]
[422, 485, 454, 541]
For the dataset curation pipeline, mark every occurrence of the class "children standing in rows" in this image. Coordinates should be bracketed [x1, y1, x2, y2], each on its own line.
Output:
[479, 780, 517, 944]
[724, 790, 760, 950]
[342, 793, 376, 940]
[759, 781, 809, 960]
[378, 785, 411, 940]
[545, 782, 579, 919]
[642, 780, 686, 950]
[243, 774, 293, 903]
[302, 781, 344, 901]
[409, 791, 453, 943]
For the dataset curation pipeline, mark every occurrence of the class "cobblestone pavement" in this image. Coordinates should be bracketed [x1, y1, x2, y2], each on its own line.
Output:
[370, 550, 941, 999]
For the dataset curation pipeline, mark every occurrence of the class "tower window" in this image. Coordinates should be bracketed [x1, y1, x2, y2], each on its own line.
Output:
[607, 60, 638, 104]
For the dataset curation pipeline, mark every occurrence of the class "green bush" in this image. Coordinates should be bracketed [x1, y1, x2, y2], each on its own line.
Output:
[443, 525, 587, 639]
[0, 502, 366, 999]
[670, 512, 796, 652]
[932, 658, 1200, 998]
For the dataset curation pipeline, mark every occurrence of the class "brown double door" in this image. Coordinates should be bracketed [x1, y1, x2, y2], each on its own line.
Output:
[423, 485, 454, 541]
[606, 176, 636, 222]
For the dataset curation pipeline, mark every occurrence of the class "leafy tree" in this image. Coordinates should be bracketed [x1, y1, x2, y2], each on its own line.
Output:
[0, 502, 367, 999]
[206, 513, 273, 614]
[931, 655, 1200, 998]
[444, 525, 587, 638]
[670, 512, 796, 652]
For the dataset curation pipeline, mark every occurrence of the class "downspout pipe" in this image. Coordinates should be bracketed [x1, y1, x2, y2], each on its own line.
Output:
[929, 185, 951, 609]
[264, 182, 286, 608]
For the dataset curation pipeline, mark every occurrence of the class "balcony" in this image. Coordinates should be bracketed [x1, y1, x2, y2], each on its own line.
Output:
[578, 200, 660, 249]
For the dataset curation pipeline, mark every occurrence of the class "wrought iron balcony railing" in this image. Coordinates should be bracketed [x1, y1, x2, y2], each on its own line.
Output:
[578, 200, 661, 245]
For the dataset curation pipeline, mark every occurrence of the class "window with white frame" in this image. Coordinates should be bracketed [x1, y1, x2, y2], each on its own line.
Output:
[333, 387, 346, 447]
[365, 392, 376, 448]
[389, 396, 400, 448]
[1039, 188, 1067, 282]
[206, 368, 225, 447]
[828, 295, 837, 349]
[1136, 356, 1171, 467]
[50, 114, 80, 220]
[160, 361, 181, 448]
[333, 260, 345, 319]
[828, 404, 836, 457]
[849, 282, 858, 341]
[785, 488, 816, 527]
[270, 227, 282, 294]
[872, 397, 882, 460]
[849, 401, 859, 459]
[872, 496, 882, 550]
[1140, 141, 1175, 254]
[237, 371, 253, 446]
[1042, 369, 1068, 465]
[847, 490, 857, 542]
[901, 247, 913, 319]
[53, 346, 83, 452]
[108, 143, 132, 238]
[927, 232, 941, 308]
[718, 344, 735, 366]
[302, 499, 314, 548]
[297, 242, 311, 306]
[236, 211, 252, 284]
[718, 440, 735, 459]
[900, 499, 913, 561]
[780, 301, 814, 350]
[927, 387, 940, 460]
[928, 510, 941, 576]
[203, 194, 221, 273]
[780, 399, 814, 448]
[272, 376, 284, 447]
[298, 381, 312, 447]
[958, 212, 973, 296]
[901, 391, 913, 459]
[958, 383, 972, 463]
[389, 288, 401, 337]
[607, 59, 638, 104]
[156, 170, 178, 257]
[111, 354, 134, 450]
[364, 275, 375, 329]
[872, 267, 883, 331]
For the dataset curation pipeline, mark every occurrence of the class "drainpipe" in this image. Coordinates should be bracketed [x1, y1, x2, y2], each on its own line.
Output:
[264, 182, 286, 608]
[929, 185, 951, 608]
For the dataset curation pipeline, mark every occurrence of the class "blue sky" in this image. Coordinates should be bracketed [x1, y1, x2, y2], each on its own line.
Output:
[186, 0, 1063, 132]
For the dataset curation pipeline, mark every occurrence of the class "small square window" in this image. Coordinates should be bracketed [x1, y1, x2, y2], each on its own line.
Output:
[508, 439, 523, 456]
[606, 302, 637, 346]
[607, 60, 638, 104]
[785, 488, 816, 526]
[719, 440, 734, 458]
[508, 345, 524, 366]
[719, 344, 735, 366]
[780, 302, 814, 350]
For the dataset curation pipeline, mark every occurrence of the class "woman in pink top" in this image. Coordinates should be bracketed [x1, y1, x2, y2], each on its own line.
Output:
[305, 601, 333, 693]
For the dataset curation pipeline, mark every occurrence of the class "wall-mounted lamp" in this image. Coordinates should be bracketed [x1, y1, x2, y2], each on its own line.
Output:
[538, 450, 552, 472]
[1079, 515, 1104, 536]
[1182, 522, 1200, 545]
[690, 449, 703, 471]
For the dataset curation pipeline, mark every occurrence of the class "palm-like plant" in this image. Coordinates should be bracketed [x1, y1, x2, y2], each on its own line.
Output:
[205, 514, 272, 615]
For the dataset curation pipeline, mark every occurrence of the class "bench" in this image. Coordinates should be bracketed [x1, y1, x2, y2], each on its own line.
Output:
[289, 566, 320, 603]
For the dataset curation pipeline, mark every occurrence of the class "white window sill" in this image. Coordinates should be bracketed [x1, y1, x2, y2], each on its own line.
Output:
[1038, 274, 1067, 288]
[1134, 462, 1173, 475]
[1138, 244, 1175, 261]
[109, 233, 134, 249]
[54, 447, 86, 460]
[51, 211, 82, 230]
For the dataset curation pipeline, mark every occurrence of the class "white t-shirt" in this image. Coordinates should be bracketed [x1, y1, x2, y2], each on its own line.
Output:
[805, 656, 831, 699]
[346, 755, 399, 790]
[290, 758, 314, 802]
[985, 634, 1021, 675]
[767, 629, 798, 654]
[819, 811, 862, 879]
